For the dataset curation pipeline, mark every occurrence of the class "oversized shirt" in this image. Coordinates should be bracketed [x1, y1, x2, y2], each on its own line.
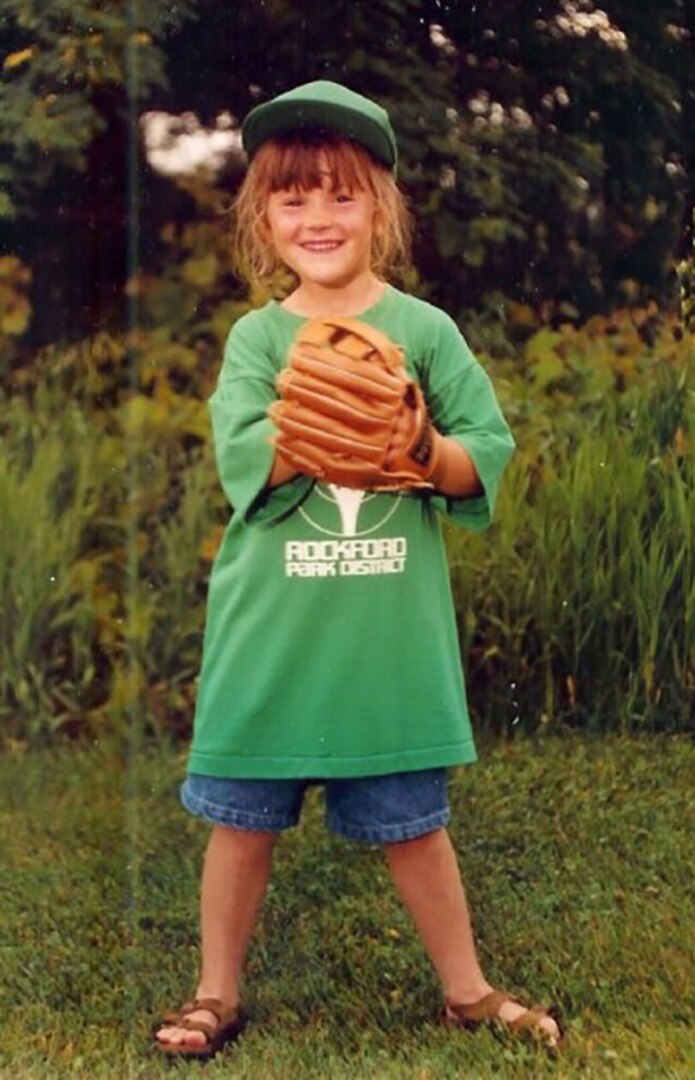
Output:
[188, 286, 515, 779]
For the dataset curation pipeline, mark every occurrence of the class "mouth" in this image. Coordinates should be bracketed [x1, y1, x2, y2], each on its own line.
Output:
[300, 240, 343, 254]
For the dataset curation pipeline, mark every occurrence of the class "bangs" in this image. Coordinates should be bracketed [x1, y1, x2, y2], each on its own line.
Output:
[253, 133, 378, 194]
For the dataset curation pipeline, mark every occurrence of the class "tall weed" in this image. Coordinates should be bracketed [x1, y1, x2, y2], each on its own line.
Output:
[0, 390, 120, 741]
[109, 449, 220, 741]
[450, 363, 694, 733]
[0, 372, 222, 745]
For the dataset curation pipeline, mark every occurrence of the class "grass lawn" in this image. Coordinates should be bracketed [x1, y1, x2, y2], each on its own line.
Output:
[0, 731, 693, 1079]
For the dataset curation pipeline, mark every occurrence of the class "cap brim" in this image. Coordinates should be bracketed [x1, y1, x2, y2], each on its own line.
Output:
[242, 99, 396, 170]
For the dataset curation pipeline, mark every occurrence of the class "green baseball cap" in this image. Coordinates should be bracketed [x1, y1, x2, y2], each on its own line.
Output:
[241, 80, 398, 171]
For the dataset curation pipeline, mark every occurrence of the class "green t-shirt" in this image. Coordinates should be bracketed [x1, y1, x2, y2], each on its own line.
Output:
[188, 286, 515, 779]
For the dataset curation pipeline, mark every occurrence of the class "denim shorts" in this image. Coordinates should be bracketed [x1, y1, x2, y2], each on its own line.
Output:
[180, 768, 450, 843]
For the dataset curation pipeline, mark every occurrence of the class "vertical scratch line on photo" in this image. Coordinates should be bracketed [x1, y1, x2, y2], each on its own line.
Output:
[124, 3, 143, 1066]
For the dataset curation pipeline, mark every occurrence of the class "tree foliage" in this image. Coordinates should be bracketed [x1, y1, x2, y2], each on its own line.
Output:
[0, 0, 198, 345]
[0, 0, 691, 345]
[0, 0, 196, 216]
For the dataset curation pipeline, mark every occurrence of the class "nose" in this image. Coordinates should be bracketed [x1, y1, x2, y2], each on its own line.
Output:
[304, 195, 332, 230]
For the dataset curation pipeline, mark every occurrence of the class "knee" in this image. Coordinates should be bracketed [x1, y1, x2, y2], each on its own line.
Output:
[208, 824, 278, 863]
[383, 826, 447, 861]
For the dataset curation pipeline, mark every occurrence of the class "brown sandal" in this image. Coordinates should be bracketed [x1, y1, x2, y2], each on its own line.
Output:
[444, 989, 563, 1048]
[153, 997, 246, 1058]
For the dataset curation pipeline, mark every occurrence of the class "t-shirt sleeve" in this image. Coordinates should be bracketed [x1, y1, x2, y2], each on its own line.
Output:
[208, 315, 312, 524]
[420, 313, 515, 530]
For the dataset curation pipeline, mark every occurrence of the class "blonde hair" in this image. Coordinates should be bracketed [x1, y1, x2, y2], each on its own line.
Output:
[233, 133, 412, 288]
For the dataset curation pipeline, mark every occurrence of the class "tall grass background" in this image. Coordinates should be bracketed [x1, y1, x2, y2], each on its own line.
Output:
[450, 363, 694, 733]
[1, 308, 692, 746]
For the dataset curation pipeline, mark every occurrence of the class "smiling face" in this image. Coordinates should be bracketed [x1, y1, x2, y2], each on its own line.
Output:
[233, 133, 412, 294]
[265, 171, 377, 291]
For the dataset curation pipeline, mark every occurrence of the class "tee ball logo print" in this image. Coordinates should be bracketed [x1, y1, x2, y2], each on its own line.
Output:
[299, 483, 400, 538]
[285, 484, 408, 579]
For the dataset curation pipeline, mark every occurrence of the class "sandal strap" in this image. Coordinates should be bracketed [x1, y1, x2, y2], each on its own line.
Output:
[184, 998, 230, 1022]
[508, 1003, 550, 1032]
[447, 990, 515, 1023]
[177, 1016, 218, 1039]
[159, 997, 240, 1031]
[446, 991, 560, 1043]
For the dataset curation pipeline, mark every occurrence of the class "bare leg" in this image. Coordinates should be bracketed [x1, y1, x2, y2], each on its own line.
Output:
[156, 825, 277, 1049]
[385, 827, 488, 1001]
[385, 828, 560, 1043]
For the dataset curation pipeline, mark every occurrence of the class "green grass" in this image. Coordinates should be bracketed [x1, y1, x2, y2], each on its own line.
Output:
[1, 733, 693, 1079]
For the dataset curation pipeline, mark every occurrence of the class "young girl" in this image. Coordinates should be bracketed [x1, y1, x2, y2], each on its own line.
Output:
[154, 80, 562, 1057]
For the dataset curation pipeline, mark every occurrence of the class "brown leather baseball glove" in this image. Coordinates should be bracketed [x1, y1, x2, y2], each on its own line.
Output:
[268, 316, 440, 491]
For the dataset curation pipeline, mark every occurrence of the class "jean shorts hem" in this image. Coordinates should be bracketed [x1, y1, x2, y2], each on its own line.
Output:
[180, 784, 299, 832]
[328, 806, 450, 844]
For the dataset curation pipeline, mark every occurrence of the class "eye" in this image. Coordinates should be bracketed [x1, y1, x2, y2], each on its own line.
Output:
[275, 190, 303, 208]
[334, 191, 354, 204]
